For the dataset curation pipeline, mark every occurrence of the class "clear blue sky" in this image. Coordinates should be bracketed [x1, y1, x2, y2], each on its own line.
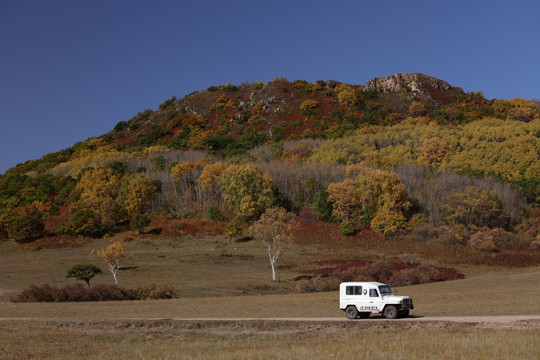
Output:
[1, 0, 539, 174]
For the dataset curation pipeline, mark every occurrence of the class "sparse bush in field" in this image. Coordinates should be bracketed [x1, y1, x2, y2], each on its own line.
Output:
[468, 230, 498, 252]
[437, 225, 465, 245]
[11, 283, 133, 302]
[339, 221, 355, 236]
[131, 283, 177, 300]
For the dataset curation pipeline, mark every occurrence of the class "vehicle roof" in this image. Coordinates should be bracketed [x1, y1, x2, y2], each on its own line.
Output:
[340, 282, 387, 287]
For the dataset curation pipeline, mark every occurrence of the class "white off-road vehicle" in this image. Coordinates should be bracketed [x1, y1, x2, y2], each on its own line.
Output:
[339, 282, 414, 319]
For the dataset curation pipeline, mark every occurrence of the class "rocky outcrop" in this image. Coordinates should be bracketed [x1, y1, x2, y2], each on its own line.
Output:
[365, 73, 453, 94]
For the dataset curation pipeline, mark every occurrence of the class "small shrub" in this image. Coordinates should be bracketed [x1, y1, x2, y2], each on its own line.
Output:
[223, 82, 238, 92]
[159, 96, 177, 110]
[339, 221, 355, 236]
[437, 225, 465, 245]
[131, 283, 177, 300]
[370, 211, 407, 235]
[358, 262, 394, 283]
[468, 231, 497, 252]
[299, 99, 320, 115]
[11, 283, 133, 302]
[530, 236, 540, 250]
[207, 207, 220, 221]
[88, 284, 133, 301]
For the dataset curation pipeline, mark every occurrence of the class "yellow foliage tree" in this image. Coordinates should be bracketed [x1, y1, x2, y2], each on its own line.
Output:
[326, 179, 365, 222]
[220, 163, 275, 219]
[122, 177, 158, 217]
[248, 207, 299, 281]
[93, 241, 128, 285]
[328, 166, 410, 232]
[198, 162, 229, 192]
[74, 169, 123, 230]
[417, 138, 450, 166]
[335, 84, 357, 109]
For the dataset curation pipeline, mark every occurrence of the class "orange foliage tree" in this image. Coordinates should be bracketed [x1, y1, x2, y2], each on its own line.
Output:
[93, 241, 128, 286]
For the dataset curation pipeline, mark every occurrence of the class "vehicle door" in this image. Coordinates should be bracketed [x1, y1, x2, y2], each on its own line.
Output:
[367, 287, 383, 311]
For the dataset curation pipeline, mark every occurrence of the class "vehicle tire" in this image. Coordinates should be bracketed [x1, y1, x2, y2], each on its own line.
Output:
[345, 306, 359, 319]
[383, 305, 398, 319]
[358, 312, 370, 319]
[398, 309, 409, 318]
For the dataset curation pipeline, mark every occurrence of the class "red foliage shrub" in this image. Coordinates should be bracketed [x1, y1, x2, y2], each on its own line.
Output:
[472, 253, 540, 267]
[295, 259, 465, 293]
[11, 283, 134, 302]
[148, 216, 225, 237]
[21, 236, 91, 251]
[389, 265, 464, 286]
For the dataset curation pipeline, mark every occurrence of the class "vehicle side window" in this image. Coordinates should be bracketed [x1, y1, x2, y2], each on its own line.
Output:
[369, 289, 379, 297]
[346, 286, 362, 295]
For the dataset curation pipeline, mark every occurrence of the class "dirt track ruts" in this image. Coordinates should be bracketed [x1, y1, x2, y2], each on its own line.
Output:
[2, 315, 539, 323]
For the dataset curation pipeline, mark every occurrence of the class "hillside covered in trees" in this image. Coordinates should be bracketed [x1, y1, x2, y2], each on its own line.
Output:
[1, 73, 539, 261]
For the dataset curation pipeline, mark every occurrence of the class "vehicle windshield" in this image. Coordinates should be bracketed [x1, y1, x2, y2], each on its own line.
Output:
[378, 285, 393, 296]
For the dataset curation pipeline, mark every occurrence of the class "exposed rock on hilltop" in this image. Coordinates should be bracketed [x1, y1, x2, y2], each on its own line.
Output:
[366, 73, 453, 94]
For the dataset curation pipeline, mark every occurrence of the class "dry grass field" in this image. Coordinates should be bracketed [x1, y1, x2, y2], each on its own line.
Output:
[1, 320, 539, 359]
[1, 233, 539, 359]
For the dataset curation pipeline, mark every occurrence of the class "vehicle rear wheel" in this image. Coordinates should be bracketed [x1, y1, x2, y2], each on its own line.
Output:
[383, 305, 398, 319]
[345, 306, 359, 319]
[358, 312, 370, 319]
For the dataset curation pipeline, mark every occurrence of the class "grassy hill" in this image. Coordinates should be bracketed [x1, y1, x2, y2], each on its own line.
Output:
[0, 73, 539, 286]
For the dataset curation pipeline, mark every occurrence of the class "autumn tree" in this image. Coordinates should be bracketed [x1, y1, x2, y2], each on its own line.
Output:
[198, 162, 229, 211]
[220, 163, 275, 219]
[417, 138, 450, 166]
[335, 84, 358, 109]
[441, 186, 505, 228]
[69, 169, 123, 233]
[248, 207, 298, 281]
[119, 176, 158, 232]
[326, 179, 364, 223]
[327, 166, 411, 234]
[66, 264, 102, 287]
[408, 101, 427, 117]
[94, 241, 128, 286]
[0, 201, 50, 242]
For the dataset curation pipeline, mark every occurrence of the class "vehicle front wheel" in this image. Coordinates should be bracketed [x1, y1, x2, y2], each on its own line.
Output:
[383, 305, 398, 319]
[345, 306, 359, 319]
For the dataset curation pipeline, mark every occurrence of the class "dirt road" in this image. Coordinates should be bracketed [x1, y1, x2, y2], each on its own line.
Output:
[167, 315, 540, 323]
[3, 315, 538, 324]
